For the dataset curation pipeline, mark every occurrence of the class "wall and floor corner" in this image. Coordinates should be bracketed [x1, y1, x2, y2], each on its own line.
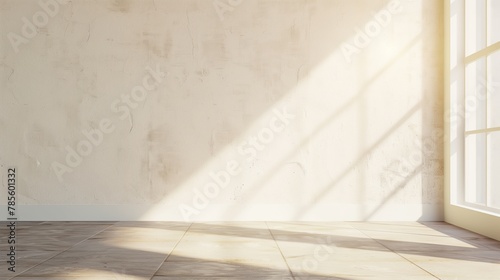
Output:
[0, 0, 444, 221]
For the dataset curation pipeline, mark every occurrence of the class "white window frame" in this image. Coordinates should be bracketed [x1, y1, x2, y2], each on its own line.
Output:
[446, 0, 500, 242]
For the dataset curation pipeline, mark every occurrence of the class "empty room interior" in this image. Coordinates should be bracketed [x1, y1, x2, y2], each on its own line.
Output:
[1, 0, 500, 279]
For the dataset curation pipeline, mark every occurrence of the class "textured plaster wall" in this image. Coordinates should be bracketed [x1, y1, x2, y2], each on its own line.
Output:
[0, 0, 443, 221]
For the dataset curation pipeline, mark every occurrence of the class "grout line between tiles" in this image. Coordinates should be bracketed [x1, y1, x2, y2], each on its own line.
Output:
[352, 225, 442, 280]
[265, 222, 295, 280]
[149, 222, 193, 279]
[10, 221, 118, 279]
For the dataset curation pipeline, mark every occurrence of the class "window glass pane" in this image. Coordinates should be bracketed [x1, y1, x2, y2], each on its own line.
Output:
[465, 58, 487, 131]
[466, 0, 487, 56]
[465, 133, 487, 205]
[488, 132, 500, 209]
[487, 0, 500, 46]
[487, 50, 500, 128]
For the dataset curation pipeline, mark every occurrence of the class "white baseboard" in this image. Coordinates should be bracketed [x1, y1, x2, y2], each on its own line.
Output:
[0, 203, 443, 222]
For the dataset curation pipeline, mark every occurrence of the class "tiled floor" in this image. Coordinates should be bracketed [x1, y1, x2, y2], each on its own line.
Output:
[1, 222, 499, 279]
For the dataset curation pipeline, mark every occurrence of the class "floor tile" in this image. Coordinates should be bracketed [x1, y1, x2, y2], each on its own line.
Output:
[13, 277, 149, 280]
[400, 250, 500, 279]
[156, 260, 291, 277]
[0, 250, 63, 276]
[5, 221, 499, 279]
[17, 249, 167, 277]
[152, 277, 292, 280]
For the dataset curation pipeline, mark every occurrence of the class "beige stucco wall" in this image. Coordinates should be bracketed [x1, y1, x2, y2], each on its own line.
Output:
[0, 0, 444, 221]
